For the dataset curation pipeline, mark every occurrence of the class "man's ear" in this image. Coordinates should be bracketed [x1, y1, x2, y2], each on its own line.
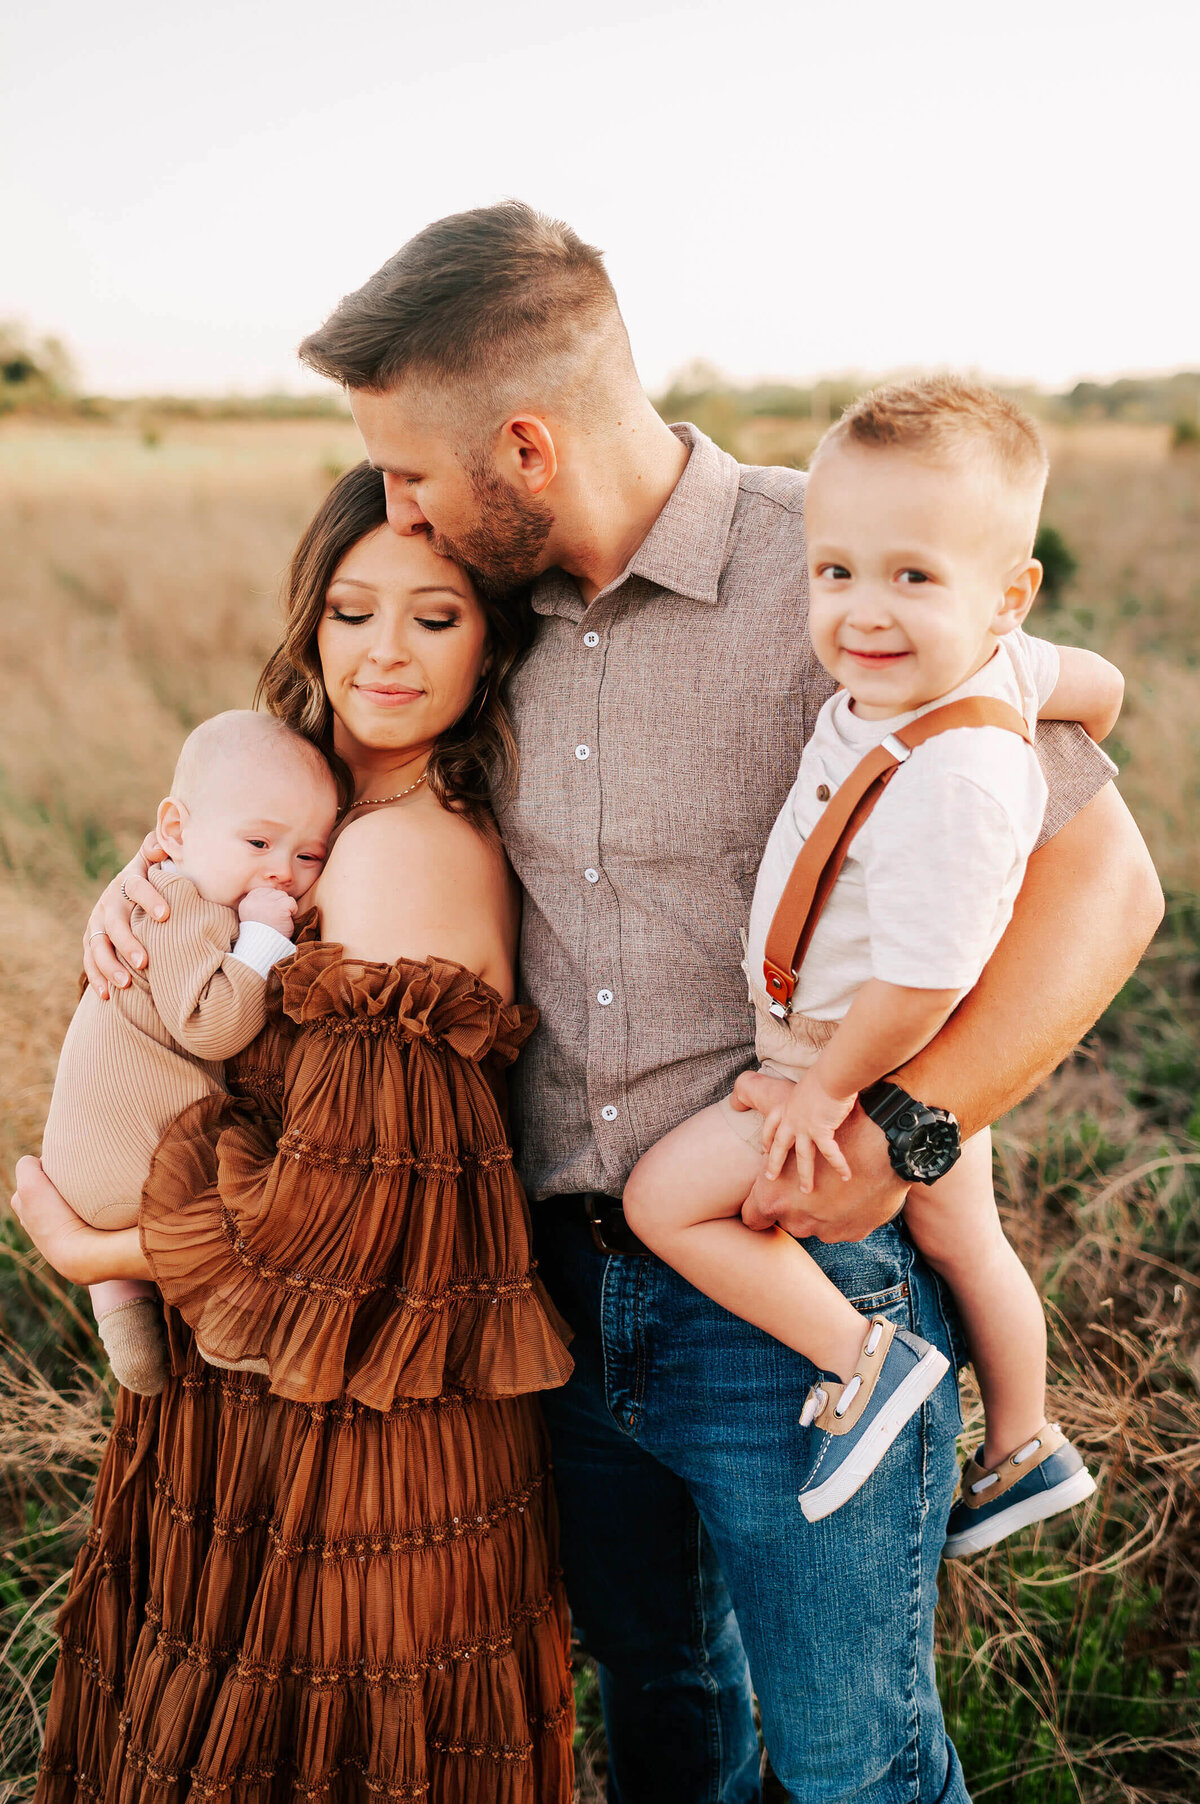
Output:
[156, 796, 188, 859]
[497, 415, 558, 497]
[993, 558, 1042, 636]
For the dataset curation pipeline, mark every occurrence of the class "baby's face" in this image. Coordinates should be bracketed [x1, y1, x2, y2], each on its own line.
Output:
[171, 758, 339, 908]
[806, 443, 1031, 721]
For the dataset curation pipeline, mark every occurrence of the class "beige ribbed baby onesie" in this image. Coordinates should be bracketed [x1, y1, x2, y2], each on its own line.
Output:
[42, 865, 293, 1229]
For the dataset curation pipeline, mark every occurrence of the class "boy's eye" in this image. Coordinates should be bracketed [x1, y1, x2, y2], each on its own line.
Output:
[897, 569, 931, 586]
[247, 839, 268, 850]
[818, 563, 851, 581]
[299, 853, 325, 864]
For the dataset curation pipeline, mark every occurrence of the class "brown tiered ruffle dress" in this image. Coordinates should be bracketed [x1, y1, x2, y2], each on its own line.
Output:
[37, 936, 576, 1803]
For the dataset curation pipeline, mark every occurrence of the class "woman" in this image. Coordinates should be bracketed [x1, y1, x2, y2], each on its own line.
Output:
[12, 464, 575, 1802]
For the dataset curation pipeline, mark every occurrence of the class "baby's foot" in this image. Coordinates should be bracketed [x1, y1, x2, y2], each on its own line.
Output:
[942, 1425, 1096, 1559]
[10, 1158, 103, 1285]
[96, 1297, 168, 1396]
[797, 1316, 950, 1521]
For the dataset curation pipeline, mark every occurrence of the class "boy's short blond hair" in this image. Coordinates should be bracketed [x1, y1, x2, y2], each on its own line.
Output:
[810, 375, 1049, 553]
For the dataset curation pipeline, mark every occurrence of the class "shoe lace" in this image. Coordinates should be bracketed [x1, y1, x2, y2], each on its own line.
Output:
[834, 1374, 863, 1418]
[799, 1385, 828, 1428]
[969, 1435, 1044, 1495]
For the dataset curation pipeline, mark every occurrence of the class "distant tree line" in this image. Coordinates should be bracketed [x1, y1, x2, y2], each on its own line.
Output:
[654, 358, 1200, 436]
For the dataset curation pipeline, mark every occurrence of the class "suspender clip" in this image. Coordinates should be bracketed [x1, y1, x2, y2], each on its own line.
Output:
[763, 961, 794, 1019]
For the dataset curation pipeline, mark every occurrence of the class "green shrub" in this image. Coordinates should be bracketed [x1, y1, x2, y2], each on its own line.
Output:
[1034, 524, 1079, 605]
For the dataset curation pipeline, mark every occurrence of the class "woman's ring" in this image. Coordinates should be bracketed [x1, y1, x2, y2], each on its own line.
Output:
[88, 930, 107, 940]
[120, 879, 131, 901]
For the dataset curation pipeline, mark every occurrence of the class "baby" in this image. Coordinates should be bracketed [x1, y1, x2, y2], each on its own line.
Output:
[625, 377, 1124, 1555]
[41, 710, 339, 1393]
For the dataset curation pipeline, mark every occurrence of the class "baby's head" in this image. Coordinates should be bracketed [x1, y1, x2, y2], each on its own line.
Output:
[155, 711, 339, 908]
[805, 377, 1049, 720]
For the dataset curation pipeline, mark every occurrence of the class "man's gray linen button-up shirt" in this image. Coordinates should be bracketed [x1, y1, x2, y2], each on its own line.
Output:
[499, 425, 1114, 1203]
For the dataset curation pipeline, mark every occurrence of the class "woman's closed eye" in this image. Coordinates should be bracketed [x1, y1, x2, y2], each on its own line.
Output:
[329, 606, 372, 625]
[415, 614, 458, 632]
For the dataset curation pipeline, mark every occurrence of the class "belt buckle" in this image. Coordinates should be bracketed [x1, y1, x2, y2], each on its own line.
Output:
[584, 1193, 621, 1255]
[583, 1192, 650, 1257]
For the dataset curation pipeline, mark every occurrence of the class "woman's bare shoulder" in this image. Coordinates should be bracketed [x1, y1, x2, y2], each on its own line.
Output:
[313, 803, 518, 983]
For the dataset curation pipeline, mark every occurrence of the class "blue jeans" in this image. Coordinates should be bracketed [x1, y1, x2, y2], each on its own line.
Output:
[533, 1205, 972, 1804]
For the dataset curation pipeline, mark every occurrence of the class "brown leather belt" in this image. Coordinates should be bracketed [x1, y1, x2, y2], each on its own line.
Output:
[573, 1192, 653, 1258]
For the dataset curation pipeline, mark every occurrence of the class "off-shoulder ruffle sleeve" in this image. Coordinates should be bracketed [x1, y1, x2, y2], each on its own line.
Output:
[140, 940, 573, 1409]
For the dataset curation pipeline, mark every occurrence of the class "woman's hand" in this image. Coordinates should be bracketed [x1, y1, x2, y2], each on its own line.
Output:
[9, 1157, 151, 1284]
[83, 832, 169, 998]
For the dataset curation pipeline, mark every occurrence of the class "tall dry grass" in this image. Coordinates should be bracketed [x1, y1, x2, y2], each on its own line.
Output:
[1, 416, 1198, 1802]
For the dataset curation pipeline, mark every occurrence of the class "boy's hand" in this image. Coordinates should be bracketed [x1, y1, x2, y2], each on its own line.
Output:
[238, 887, 298, 936]
[83, 832, 169, 998]
[761, 1067, 856, 1190]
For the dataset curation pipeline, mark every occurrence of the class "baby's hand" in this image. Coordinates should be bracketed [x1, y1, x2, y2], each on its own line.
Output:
[238, 887, 298, 936]
[761, 1068, 856, 1192]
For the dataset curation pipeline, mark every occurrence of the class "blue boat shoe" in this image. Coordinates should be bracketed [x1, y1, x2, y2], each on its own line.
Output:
[942, 1423, 1096, 1559]
[797, 1316, 950, 1522]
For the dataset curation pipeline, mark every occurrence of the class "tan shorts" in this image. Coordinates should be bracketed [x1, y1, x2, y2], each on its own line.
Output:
[716, 988, 840, 1155]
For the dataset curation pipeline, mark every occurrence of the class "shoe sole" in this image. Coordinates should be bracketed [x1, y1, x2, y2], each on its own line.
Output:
[942, 1466, 1097, 1559]
[799, 1346, 950, 1523]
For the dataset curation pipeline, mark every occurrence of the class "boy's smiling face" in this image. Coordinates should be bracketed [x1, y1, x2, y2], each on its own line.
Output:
[805, 442, 1042, 721]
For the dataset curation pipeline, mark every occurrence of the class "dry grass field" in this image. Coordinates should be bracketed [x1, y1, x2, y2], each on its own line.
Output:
[1, 414, 1198, 1801]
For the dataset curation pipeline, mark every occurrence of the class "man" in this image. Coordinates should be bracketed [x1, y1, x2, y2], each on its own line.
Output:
[86, 203, 1165, 1799]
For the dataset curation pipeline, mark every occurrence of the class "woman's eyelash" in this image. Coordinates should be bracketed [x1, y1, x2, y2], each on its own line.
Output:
[417, 617, 457, 631]
[330, 607, 370, 624]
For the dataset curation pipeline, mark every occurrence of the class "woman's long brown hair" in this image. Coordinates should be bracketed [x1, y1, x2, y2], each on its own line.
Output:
[256, 462, 531, 826]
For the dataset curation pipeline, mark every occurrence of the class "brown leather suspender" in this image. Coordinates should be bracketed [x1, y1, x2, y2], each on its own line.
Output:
[762, 697, 1033, 1018]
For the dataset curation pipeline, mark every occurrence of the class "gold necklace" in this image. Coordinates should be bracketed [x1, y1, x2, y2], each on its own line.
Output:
[352, 771, 428, 808]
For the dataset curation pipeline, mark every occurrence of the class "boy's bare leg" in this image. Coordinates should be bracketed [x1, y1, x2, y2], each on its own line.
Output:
[903, 1129, 1047, 1465]
[625, 1104, 870, 1382]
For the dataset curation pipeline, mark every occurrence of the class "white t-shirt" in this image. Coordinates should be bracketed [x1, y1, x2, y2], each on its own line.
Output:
[745, 631, 1062, 1020]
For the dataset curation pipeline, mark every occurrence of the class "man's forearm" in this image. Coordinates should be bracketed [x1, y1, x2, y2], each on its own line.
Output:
[895, 784, 1162, 1138]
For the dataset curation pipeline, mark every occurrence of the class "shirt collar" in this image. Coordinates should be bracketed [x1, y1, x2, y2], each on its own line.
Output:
[531, 422, 741, 617]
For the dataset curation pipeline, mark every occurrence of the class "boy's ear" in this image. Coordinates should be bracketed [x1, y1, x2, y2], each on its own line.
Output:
[156, 796, 188, 859]
[993, 558, 1043, 635]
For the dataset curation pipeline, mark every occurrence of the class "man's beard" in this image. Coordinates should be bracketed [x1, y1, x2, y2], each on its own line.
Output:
[430, 458, 554, 603]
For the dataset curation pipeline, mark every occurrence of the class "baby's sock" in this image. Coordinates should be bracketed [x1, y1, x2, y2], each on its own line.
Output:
[96, 1297, 168, 1395]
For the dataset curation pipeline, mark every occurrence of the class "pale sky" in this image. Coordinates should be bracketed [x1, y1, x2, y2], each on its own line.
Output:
[4, 0, 1197, 397]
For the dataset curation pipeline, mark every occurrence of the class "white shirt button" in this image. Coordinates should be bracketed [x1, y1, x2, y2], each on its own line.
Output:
[584, 868, 600, 884]
[575, 744, 591, 760]
[600, 1104, 619, 1122]
[583, 631, 600, 648]
[597, 989, 614, 1006]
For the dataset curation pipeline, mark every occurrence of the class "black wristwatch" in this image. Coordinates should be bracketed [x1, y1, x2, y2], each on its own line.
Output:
[859, 1080, 962, 1184]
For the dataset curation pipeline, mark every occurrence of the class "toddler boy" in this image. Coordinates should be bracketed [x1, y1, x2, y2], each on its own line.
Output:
[625, 378, 1123, 1551]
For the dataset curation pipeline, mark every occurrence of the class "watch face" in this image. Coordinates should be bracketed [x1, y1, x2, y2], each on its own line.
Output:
[903, 1117, 961, 1182]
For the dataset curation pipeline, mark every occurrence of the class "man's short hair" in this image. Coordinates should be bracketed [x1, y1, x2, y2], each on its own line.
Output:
[299, 200, 623, 418]
[812, 374, 1049, 502]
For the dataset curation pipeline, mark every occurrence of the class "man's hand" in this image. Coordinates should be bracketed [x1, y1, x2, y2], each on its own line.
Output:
[238, 887, 298, 936]
[83, 832, 169, 998]
[734, 1072, 907, 1241]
